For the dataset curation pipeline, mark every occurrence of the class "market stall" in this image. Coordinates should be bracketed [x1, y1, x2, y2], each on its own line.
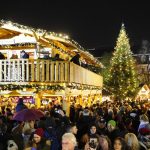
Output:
[0, 20, 103, 115]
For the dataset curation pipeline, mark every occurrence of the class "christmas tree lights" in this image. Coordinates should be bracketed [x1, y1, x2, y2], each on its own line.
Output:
[106, 24, 139, 100]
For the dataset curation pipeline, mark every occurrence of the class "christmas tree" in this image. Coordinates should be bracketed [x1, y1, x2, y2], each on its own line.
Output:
[106, 24, 139, 100]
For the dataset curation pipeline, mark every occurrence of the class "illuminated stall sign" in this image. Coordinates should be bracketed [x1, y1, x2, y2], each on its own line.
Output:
[12, 96, 35, 104]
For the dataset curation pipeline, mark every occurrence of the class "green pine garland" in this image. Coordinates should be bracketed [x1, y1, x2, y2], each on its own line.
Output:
[0, 84, 64, 91]
[0, 84, 101, 91]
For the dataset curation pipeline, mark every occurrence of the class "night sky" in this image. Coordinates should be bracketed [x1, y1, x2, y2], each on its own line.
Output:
[0, 1, 150, 55]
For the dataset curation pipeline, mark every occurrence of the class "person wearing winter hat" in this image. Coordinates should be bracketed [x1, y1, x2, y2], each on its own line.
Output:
[107, 120, 116, 132]
[107, 120, 122, 144]
[34, 128, 44, 140]
[24, 128, 51, 150]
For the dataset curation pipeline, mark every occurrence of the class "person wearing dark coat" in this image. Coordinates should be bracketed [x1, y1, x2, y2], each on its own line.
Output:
[11, 121, 24, 150]
[79, 123, 99, 149]
[107, 120, 122, 144]
[53, 53, 63, 61]
[96, 118, 108, 136]
[0, 116, 8, 150]
[20, 50, 29, 59]
[70, 53, 80, 66]
[0, 52, 5, 59]
[15, 98, 28, 112]
[70, 104, 76, 123]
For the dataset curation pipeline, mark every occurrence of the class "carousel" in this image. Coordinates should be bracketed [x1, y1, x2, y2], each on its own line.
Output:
[0, 20, 103, 115]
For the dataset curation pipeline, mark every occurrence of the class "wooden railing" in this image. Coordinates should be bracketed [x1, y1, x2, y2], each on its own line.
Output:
[0, 59, 103, 87]
[70, 63, 103, 87]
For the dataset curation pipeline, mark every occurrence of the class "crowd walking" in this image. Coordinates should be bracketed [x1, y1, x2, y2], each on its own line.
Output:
[0, 98, 150, 150]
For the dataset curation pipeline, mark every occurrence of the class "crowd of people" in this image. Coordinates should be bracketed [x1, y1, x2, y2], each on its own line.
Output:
[0, 50, 101, 73]
[0, 98, 150, 150]
[0, 50, 30, 60]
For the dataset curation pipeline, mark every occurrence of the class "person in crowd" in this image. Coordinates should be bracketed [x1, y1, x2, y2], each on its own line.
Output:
[44, 121, 60, 150]
[45, 110, 56, 129]
[113, 137, 127, 150]
[70, 103, 76, 123]
[124, 118, 135, 134]
[6, 112, 15, 134]
[15, 98, 28, 112]
[0, 52, 5, 59]
[10, 54, 18, 59]
[0, 115, 8, 150]
[96, 118, 108, 135]
[138, 114, 150, 132]
[80, 124, 99, 149]
[70, 53, 81, 66]
[53, 53, 63, 61]
[107, 120, 122, 144]
[66, 123, 78, 135]
[22, 121, 36, 147]
[43, 54, 50, 59]
[125, 133, 140, 150]
[11, 121, 24, 150]
[25, 128, 51, 150]
[138, 127, 150, 150]
[20, 50, 29, 59]
[77, 107, 94, 139]
[62, 133, 78, 150]
[97, 135, 112, 150]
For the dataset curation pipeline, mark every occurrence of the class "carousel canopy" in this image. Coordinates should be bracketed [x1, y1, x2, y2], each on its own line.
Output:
[0, 20, 103, 67]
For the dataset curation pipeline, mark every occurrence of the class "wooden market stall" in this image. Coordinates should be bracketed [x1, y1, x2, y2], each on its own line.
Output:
[136, 84, 150, 101]
[0, 20, 103, 115]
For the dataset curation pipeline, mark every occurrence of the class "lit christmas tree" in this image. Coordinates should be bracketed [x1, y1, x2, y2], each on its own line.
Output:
[106, 24, 139, 100]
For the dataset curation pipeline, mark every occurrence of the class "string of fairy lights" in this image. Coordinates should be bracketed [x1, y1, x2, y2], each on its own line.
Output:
[0, 19, 101, 66]
[0, 43, 36, 49]
[106, 24, 139, 99]
[0, 84, 101, 91]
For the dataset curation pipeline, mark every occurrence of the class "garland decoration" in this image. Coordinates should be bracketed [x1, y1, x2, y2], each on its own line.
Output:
[0, 84, 64, 91]
[0, 84, 101, 91]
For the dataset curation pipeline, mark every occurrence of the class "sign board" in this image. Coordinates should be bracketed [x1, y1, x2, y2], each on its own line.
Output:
[12, 96, 35, 104]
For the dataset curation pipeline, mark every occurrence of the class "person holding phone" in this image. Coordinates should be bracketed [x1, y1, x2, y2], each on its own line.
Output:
[80, 124, 99, 149]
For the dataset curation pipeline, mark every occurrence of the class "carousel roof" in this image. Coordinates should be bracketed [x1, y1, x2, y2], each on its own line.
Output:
[0, 20, 103, 67]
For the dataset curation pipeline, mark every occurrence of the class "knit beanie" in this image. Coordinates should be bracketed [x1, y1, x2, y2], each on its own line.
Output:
[108, 120, 116, 127]
[34, 128, 44, 137]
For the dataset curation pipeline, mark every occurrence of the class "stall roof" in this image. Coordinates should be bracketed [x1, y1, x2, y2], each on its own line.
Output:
[0, 20, 103, 67]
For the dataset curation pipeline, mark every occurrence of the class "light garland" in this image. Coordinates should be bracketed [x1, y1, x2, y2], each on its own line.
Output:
[0, 84, 101, 91]
[0, 19, 102, 67]
[67, 83, 102, 90]
[0, 43, 36, 49]
[0, 84, 64, 91]
[106, 24, 139, 100]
